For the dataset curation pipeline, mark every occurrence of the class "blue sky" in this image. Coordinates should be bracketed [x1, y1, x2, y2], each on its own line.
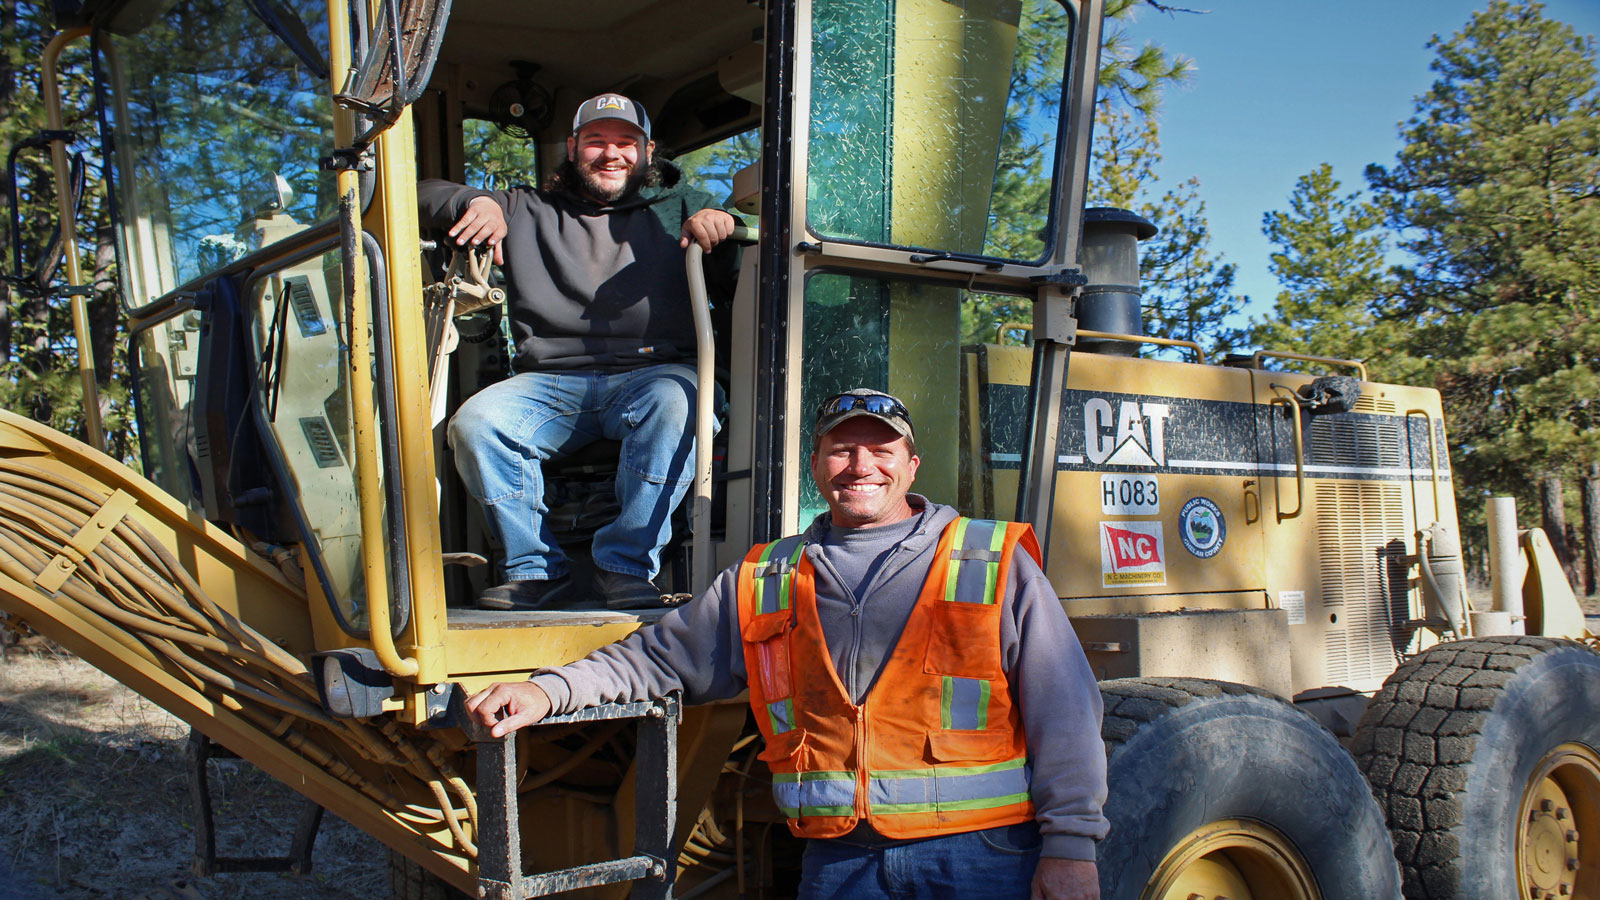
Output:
[1122, 0, 1600, 325]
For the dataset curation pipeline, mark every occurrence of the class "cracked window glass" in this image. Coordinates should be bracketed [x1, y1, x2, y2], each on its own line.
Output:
[800, 272, 1033, 524]
[808, 0, 1073, 262]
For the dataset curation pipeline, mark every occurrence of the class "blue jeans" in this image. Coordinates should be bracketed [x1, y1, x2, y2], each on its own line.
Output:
[446, 364, 712, 581]
[798, 824, 1042, 900]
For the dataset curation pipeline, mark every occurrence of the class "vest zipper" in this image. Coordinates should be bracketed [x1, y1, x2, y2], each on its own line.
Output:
[854, 702, 870, 822]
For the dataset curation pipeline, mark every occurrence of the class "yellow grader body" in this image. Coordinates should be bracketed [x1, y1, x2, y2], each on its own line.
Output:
[3, 1, 1598, 898]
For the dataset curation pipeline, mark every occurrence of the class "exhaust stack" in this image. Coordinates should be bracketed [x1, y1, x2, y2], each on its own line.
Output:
[1077, 207, 1157, 356]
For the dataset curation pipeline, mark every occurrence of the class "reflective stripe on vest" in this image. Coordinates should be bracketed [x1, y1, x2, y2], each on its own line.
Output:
[772, 759, 1031, 818]
[752, 535, 807, 616]
[945, 518, 1008, 605]
[942, 518, 1006, 729]
[866, 758, 1031, 815]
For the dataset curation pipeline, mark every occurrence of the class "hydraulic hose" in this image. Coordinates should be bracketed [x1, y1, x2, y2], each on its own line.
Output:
[0, 457, 476, 853]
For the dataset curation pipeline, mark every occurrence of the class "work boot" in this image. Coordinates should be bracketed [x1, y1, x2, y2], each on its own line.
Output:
[475, 575, 579, 611]
[594, 568, 670, 610]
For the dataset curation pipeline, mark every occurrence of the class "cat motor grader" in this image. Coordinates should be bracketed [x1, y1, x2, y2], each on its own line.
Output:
[3, 0, 1598, 898]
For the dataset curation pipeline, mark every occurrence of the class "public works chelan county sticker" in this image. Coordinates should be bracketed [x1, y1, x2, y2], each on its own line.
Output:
[1178, 497, 1225, 559]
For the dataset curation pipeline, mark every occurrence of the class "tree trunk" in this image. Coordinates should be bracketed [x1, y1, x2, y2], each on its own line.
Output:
[1541, 476, 1580, 590]
[90, 221, 117, 383]
[1583, 462, 1599, 598]
[0, 0, 17, 367]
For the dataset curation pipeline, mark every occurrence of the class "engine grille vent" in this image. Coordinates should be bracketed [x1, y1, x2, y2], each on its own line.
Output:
[1309, 398, 1401, 468]
[1316, 481, 1409, 685]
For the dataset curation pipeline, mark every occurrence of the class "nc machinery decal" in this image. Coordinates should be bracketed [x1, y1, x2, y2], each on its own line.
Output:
[1100, 521, 1165, 587]
[1179, 497, 1225, 559]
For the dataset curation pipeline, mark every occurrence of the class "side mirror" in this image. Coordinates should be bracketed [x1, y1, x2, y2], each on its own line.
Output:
[336, 0, 453, 143]
[4, 130, 86, 297]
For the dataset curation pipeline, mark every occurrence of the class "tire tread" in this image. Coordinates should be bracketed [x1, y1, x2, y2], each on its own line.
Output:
[1353, 636, 1577, 899]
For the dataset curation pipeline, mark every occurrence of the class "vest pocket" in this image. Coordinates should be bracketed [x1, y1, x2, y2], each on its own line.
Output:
[922, 601, 1002, 680]
[742, 611, 794, 704]
[927, 729, 1010, 764]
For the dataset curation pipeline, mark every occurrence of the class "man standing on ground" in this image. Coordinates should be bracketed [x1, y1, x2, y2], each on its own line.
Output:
[420, 93, 736, 611]
[467, 388, 1108, 899]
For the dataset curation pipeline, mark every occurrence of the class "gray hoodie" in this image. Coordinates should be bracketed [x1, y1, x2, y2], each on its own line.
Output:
[532, 496, 1109, 860]
[417, 161, 724, 372]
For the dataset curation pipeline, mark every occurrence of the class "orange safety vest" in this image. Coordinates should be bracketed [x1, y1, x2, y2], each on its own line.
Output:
[736, 516, 1043, 840]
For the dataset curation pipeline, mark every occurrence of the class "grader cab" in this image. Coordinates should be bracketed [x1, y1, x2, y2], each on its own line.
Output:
[3, 0, 1598, 898]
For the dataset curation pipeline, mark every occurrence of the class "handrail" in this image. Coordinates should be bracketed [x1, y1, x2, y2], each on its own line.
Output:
[1269, 385, 1306, 522]
[1076, 328, 1207, 364]
[329, 0, 415, 679]
[1406, 409, 1443, 524]
[1251, 349, 1368, 382]
[994, 321, 1031, 345]
[42, 28, 103, 451]
[684, 224, 756, 593]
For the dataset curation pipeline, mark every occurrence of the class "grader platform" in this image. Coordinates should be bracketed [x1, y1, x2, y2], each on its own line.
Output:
[3, 1, 1598, 898]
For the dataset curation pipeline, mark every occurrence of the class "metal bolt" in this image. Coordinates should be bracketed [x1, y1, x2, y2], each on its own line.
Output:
[1544, 800, 1557, 813]
[430, 683, 447, 694]
[1569, 857, 1580, 871]
[1186, 895, 1204, 900]
[1568, 830, 1579, 843]
[1557, 807, 1570, 821]
[649, 863, 665, 878]
[647, 706, 665, 718]
[1560, 885, 1572, 896]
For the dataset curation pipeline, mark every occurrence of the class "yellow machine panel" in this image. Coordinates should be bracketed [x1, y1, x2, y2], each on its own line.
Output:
[963, 343, 1455, 697]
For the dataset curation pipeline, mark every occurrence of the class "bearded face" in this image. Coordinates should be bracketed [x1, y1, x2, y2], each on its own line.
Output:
[567, 120, 654, 203]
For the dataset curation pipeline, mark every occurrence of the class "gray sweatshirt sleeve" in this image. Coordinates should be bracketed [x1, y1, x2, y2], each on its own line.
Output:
[531, 565, 748, 713]
[1002, 550, 1109, 861]
[416, 179, 512, 231]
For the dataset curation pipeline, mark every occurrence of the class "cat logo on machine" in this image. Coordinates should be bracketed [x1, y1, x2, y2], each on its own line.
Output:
[1179, 497, 1226, 559]
[1084, 398, 1171, 467]
[1100, 521, 1166, 587]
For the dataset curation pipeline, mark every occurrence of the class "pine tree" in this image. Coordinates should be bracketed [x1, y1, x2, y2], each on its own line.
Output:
[1088, 106, 1245, 356]
[1368, 0, 1600, 541]
[1250, 163, 1403, 379]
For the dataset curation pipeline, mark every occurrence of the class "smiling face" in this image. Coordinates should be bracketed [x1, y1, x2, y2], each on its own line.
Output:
[810, 417, 921, 529]
[566, 119, 653, 203]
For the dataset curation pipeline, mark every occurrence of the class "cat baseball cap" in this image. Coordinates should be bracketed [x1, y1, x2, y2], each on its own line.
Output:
[572, 94, 651, 139]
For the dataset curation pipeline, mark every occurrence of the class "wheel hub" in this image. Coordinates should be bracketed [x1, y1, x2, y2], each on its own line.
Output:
[1519, 743, 1600, 900]
[1145, 819, 1321, 900]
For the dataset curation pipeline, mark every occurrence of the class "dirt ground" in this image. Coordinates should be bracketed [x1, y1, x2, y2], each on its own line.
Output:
[0, 639, 389, 900]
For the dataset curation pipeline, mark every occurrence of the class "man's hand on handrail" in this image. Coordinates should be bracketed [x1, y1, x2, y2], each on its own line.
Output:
[448, 196, 508, 264]
[466, 681, 552, 738]
[680, 208, 737, 253]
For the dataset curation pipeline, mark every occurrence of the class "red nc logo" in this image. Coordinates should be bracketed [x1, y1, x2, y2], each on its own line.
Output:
[1104, 525, 1162, 570]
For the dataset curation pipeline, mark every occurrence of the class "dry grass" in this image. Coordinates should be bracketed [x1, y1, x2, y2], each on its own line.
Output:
[0, 639, 389, 900]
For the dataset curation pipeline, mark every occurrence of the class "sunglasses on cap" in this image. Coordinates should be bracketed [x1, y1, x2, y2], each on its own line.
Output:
[816, 393, 912, 424]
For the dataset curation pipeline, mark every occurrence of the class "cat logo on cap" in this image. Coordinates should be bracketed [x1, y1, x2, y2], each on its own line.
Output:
[595, 95, 628, 111]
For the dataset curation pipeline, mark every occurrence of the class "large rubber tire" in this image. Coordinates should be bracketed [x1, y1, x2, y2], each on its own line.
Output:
[389, 849, 470, 900]
[1351, 636, 1600, 900]
[1099, 678, 1402, 900]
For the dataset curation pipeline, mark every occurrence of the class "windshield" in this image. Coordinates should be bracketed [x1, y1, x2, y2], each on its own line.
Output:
[807, 0, 1075, 263]
[98, 0, 334, 306]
